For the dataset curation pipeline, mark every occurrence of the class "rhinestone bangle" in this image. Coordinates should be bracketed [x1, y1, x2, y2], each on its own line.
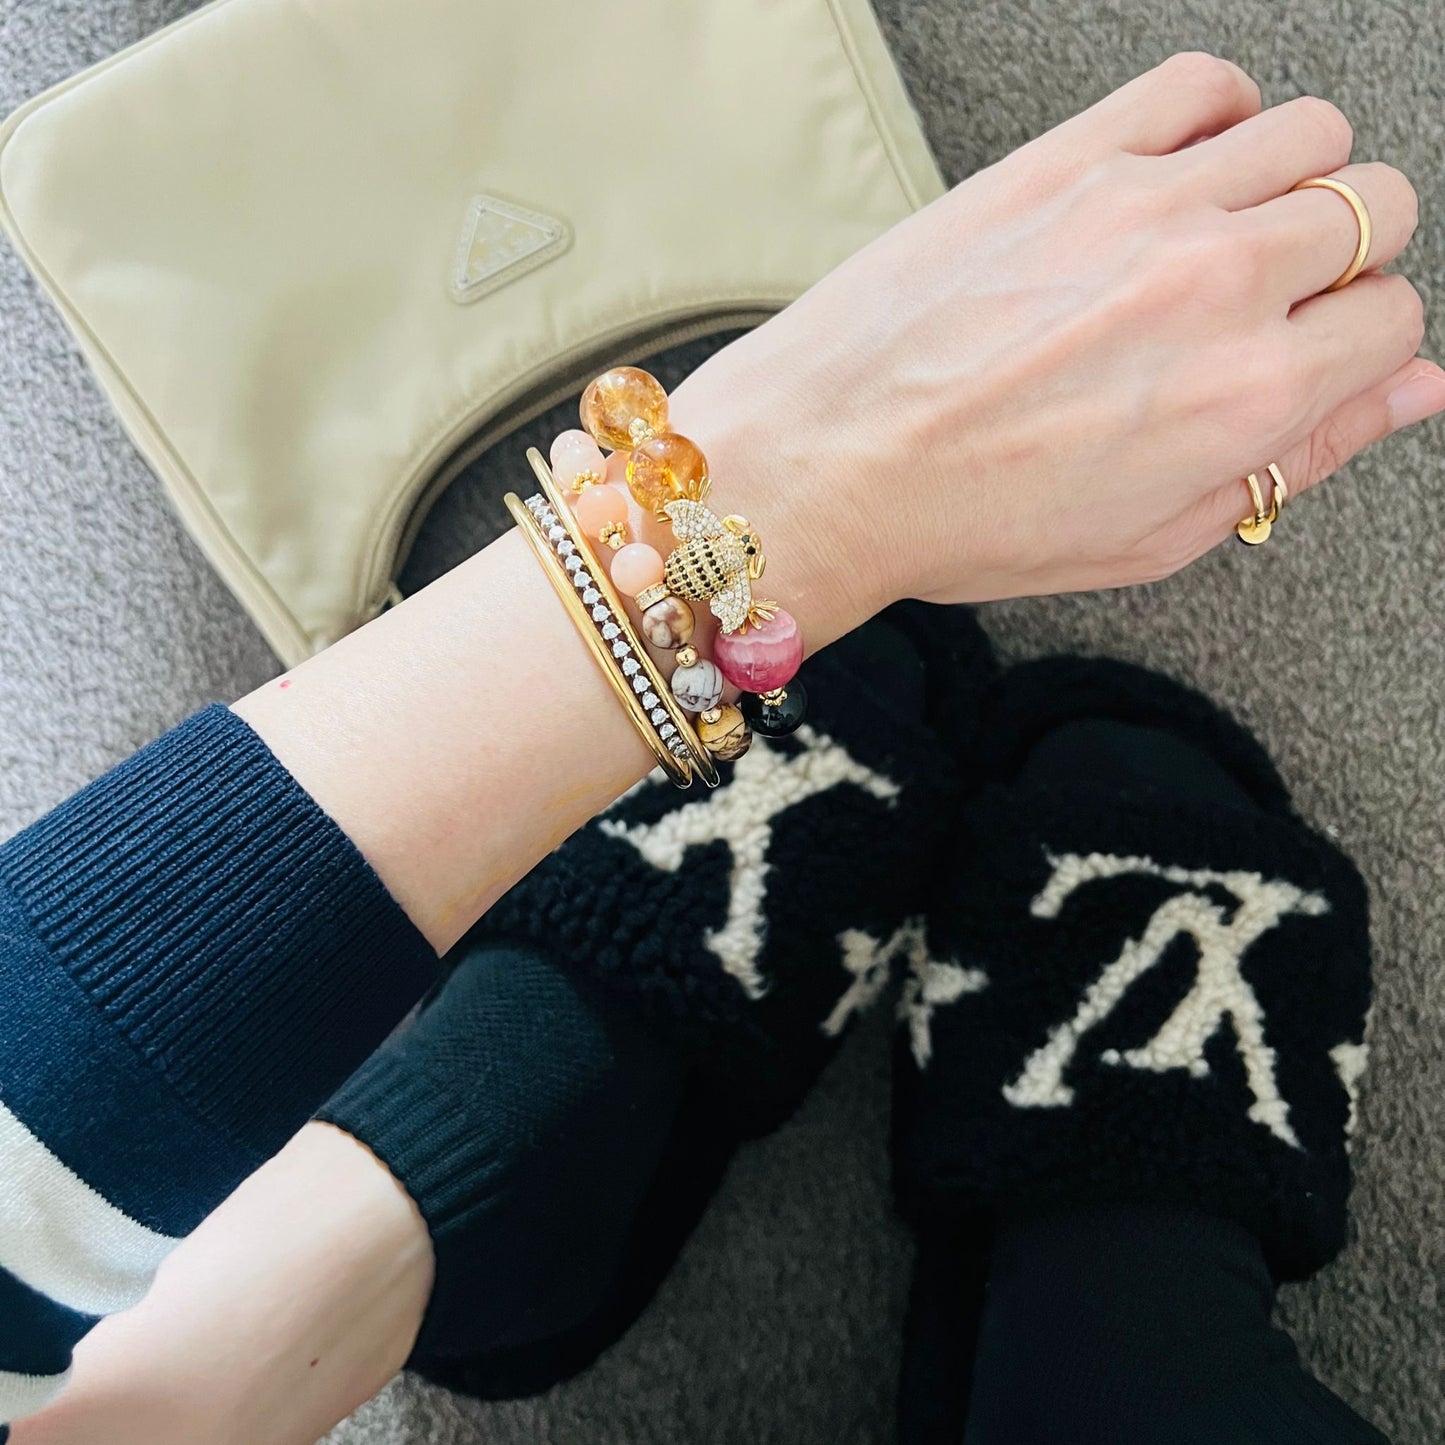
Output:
[505, 449, 717, 789]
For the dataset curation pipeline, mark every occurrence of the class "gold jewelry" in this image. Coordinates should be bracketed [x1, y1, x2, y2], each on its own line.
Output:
[1291, 177, 1372, 293]
[520, 447, 719, 788]
[1268, 462, 1288, 513]
[1236, 461, 1287, 545]
[573, 365, 806, 756]
[662, 501, 777, 633]
[633, 581, 671, 611]
[508, 492, 691, 786]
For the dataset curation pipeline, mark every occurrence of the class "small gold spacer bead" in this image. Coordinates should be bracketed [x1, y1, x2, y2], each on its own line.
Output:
[627, 417, 655, 446]
[571, 470, 602, 492]
[634, 581, 672, 611]
[760, 688, 788, 706]
[599, 521, 628, 550]
[700, 707, 723, 725]
[675, 645, 699, 668]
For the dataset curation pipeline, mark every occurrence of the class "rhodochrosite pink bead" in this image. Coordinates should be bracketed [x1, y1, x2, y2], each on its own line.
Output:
[573, 483, 628, 538]
[713, 608, 803, 693]
[550, 430, 606, 489]
[610, 543, 666, 597]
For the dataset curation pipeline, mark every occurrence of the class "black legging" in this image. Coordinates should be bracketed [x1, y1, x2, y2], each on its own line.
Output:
[940, 1203, 1388, 1444]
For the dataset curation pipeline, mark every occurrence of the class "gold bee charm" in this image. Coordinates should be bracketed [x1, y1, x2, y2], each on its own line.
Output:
[662, 500, 776, 634]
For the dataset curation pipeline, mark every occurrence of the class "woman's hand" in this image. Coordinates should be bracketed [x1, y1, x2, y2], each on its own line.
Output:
[671, 53, 1439, 636]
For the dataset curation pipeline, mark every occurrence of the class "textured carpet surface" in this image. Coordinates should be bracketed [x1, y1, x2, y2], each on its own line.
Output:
[2, 2, 1441, 1442]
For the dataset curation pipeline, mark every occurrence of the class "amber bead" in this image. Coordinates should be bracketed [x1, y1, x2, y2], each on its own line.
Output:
[626, 431, 709, 515]
[579, 367, 669, 451]
[698, 704, 752, 761]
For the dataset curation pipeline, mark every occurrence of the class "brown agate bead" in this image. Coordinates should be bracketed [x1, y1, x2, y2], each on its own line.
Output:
[639, 594, 696, 651]
[698, 704, 752, 761]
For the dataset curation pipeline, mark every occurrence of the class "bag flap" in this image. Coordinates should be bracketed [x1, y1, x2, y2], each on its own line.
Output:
[0, 0, 943, 663]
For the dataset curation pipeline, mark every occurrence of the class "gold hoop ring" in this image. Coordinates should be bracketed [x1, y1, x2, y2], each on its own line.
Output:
[1291, 177, 1373, 293]
[1266, 461, 1288, 516]
[1236, 462, 1288, 546]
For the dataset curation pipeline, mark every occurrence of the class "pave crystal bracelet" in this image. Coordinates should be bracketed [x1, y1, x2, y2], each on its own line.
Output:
[546, 366, 807, 763]
[505, 450, 718, 789]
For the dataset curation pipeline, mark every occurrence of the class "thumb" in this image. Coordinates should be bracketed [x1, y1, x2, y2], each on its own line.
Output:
[1186, 356, 1445, 556]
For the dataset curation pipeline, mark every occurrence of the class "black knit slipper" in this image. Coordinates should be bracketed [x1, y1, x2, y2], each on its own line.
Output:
[332, 607, 998, 1401]
[891, 658, 1373, 1439]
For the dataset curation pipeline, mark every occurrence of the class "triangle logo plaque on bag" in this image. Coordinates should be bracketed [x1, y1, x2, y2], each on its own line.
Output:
[449, 194, 571, 304]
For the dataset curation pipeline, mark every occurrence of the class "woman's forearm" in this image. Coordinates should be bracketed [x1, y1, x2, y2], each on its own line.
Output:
[232, 528, 659, 955]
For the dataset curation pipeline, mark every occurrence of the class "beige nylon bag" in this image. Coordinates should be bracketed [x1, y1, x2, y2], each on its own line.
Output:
[0, 0, 943, 664]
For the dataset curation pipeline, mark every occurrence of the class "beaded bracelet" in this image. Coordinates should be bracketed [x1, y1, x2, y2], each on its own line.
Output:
[545, 366, 807, 764]
[505, 449, 719, 789]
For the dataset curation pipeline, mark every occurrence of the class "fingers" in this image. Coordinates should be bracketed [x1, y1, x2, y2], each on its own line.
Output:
[1187, 358, 1445, 551]
[1288, 272, 1426, 423]
[1166, 95, 1353, 209]
[1077, 53, 1262, 158]
[1239, 161, 1419, 306]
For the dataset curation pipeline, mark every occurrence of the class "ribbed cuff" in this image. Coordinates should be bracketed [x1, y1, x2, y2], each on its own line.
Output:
[318, 1045, 501, 1229]
[0, 705, 437, 1167]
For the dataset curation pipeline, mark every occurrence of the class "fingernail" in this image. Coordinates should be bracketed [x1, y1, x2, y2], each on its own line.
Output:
[1386, 373, 1445, 430]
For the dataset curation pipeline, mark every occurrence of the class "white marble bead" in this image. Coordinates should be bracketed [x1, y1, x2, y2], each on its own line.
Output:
[670, 658, 725, 713]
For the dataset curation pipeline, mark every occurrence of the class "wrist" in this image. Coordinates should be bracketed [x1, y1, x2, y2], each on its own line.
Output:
[666, 360, 890, 654]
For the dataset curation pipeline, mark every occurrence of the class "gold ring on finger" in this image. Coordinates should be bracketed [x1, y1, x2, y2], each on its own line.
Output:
[1291, 176, 1373, 293]
[1236, 466, 1279, 546]
[1266, 460, 1288, 516]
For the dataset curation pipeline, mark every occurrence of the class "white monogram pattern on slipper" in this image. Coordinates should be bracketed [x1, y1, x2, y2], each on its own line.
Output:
[601, 726, 899, 998]
[1329, 1040, 1369, 1139]
[821, 919, 987, 1049]
[1002, 851, 1330, 1148]
[897, 940, 989, 1069]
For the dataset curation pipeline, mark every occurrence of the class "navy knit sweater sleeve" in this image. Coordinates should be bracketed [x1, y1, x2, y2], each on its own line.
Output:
[0, 705, 437, 1424]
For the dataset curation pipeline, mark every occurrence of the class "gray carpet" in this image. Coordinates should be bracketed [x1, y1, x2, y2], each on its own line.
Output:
[2, 2, 1441, 1442]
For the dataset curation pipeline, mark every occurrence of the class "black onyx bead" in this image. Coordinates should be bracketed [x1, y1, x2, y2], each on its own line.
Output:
[740, 679, 808, 738]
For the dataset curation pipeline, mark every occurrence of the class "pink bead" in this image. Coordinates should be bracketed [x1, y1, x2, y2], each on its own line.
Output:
[713, 608, 804, 693]
[610, 542, 666, 597]
[550, 429, 606, 488]
[573, 483, 628, 537]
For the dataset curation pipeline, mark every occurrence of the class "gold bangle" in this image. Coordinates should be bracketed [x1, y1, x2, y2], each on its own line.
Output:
[508, 449, 718, 789]
[530, 448, 718, 788]
[507, 491, 694, 787]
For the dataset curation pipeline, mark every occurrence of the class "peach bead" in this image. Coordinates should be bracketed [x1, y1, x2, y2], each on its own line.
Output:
[610, 542, 666, 597]
[573, 483, 628, 537]
[604, 448, 630, 487]
[550, 429, 606, 489]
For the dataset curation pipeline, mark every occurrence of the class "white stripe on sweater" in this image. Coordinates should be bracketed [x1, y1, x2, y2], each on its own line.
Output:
[0, 1364, 72, 1423]
[0, 1100, 178, 1315]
